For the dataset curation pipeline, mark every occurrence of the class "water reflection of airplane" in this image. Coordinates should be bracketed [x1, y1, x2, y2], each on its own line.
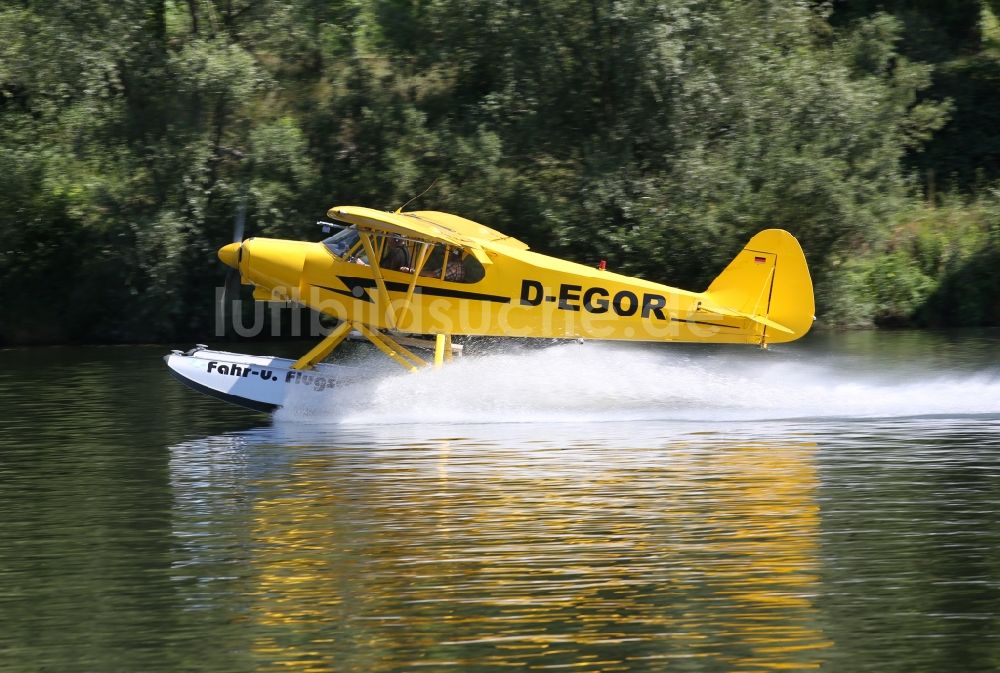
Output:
[168, 426, 831, 671]
[166, 205, 814, 411]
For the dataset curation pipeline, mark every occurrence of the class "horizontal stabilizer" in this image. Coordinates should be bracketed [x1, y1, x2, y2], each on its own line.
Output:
[697, 302, 794, 334]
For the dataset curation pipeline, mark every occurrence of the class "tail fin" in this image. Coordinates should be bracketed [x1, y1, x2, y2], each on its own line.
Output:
[701, 229, 815, 344]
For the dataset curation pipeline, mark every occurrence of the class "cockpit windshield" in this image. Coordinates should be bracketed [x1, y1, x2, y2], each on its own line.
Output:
[322, 226, 360, 259]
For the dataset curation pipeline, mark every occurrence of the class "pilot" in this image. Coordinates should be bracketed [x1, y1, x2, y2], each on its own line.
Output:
[355, 235, 409, 271]
[380, 235, 409, 271]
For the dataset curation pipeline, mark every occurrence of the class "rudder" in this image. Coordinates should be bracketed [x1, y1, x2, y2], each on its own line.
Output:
[703, 229, 814, 344]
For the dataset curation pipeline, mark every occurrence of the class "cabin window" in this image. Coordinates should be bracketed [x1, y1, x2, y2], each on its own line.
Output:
[323, 229, 484, 283]
[323, 228, 416, 269]
[460, 252, 486, 283]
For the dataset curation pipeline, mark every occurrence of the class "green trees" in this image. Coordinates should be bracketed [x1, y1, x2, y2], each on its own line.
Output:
[337, 1, 950, 313]
[0, 0, 996, 343]
[0, 1, 318, 341]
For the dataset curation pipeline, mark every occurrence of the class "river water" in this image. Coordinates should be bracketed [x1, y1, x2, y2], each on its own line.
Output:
[1, 330, 998, 672]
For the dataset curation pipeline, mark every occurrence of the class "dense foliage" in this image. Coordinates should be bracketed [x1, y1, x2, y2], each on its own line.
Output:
[1, 0, 998, 343]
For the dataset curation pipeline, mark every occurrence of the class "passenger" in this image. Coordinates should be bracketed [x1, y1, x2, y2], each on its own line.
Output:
[443, 249, 466, 282]
[412, 248, 465, 281]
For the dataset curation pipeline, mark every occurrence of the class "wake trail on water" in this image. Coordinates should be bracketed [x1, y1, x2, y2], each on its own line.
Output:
[273, 341, 1000, 425]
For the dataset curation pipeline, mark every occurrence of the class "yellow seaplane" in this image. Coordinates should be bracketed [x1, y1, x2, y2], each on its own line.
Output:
[165, 205, 814, 411]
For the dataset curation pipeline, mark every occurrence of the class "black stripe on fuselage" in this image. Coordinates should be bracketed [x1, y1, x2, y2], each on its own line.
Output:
[313, 276, 511, 304]
[670, 318, 740, 329]
[320, 286, 367, 301]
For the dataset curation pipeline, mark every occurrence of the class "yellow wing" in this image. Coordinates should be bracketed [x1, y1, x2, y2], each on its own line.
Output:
[407, 211, 530, 250]
[328, 206, 468, 245]
[328, 206, 501, 264]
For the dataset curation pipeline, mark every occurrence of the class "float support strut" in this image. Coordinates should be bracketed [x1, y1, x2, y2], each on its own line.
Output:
[355, 324, 427, 372]
[292, 320, 353, 370]
[434, 334, 446, 368]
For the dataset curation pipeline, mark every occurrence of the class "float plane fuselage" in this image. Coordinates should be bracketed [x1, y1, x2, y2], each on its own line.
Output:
[218, 206, 814, 369]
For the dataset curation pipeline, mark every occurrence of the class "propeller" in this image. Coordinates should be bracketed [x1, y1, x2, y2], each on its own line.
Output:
[218, 193, 247, 336]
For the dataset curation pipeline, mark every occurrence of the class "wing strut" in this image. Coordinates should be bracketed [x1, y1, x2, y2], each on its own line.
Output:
[359, 231, 397, 330]
[291, 235, 449, 372]
[397, 241, 432, 329]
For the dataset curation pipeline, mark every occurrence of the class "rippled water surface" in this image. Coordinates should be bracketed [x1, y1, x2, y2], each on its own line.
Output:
[1, 331, 999, 672]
